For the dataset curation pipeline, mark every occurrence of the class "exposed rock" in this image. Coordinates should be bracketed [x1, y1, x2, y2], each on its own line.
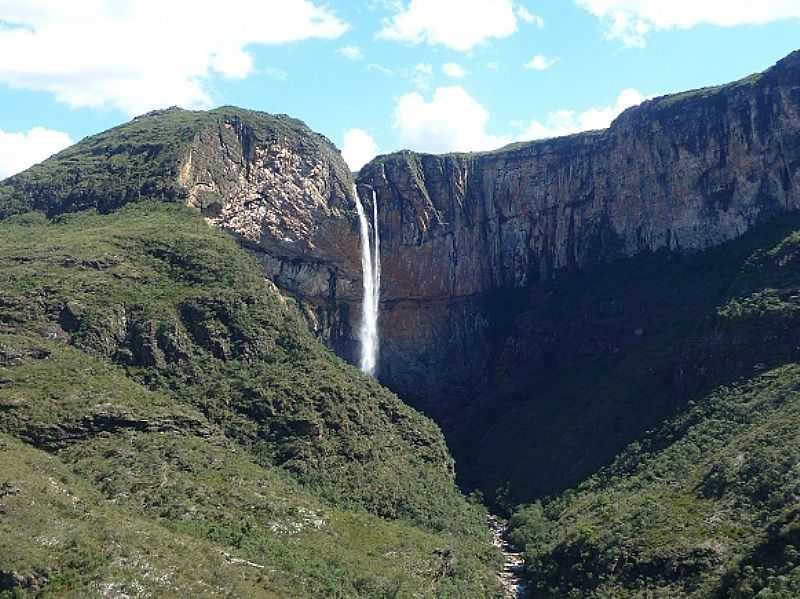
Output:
[351, 50, 800, 414]
[173, 109, 364, 362]
[1, 53, 798, 424]
[0, 569, 49, 593]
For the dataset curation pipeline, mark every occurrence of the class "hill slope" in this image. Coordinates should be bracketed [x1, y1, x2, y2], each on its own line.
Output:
[502, 217, 800, 597]
[0, 204, 500, 597]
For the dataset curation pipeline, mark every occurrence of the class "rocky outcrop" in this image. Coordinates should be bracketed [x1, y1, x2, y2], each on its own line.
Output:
[0, 106, 367, 363]
[352, 50, 800, 414]
[172, 109, 364, 360]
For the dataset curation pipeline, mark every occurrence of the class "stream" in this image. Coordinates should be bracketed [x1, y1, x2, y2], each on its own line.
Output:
[488, 515, 528, 598]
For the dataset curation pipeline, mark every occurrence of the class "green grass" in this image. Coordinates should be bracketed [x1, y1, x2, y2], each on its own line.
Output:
[0, 203, 501, 597]
[509, 365, 800, 598]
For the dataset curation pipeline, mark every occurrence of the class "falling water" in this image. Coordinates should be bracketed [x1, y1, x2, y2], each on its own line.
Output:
[353, 185, 381, 376]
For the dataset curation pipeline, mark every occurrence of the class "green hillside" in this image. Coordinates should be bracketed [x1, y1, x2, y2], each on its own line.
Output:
[0, 204, 500, 597]
[495, 219, 800, 596]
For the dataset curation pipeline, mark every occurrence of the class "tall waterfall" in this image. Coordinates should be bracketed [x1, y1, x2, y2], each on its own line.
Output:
[353, 185, 381, 376]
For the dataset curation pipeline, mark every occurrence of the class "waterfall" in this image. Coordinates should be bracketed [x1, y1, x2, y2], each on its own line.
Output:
[353, 185, 381, 376]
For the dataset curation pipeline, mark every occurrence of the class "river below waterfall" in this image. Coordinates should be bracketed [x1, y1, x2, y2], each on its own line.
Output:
[488, 515, 528, 598]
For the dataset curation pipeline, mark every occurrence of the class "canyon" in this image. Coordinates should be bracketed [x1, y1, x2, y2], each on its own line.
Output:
[2, 51, 798, 499]
[2, 49, 800, 598]
[171, 50, 800, 424]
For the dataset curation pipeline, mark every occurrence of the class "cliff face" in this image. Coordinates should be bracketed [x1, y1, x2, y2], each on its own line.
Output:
[173, 110, 363, 357]
[0, 106, 366, 362]
[353, 50, 800, 413]
[1, 53, 798, 421]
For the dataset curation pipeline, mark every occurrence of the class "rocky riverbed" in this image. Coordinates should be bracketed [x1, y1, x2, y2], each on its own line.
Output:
[489, 516, 528, 598]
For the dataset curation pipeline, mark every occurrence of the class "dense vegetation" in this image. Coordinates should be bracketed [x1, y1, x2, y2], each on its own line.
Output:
[474, 218, 800, 596]
[0, 204, 500, 597]
[3, 93, 799, 597]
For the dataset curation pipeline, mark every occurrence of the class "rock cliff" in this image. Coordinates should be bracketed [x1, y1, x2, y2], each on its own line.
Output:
[1, 52, 798, 422]
[354, 49, 800, 414]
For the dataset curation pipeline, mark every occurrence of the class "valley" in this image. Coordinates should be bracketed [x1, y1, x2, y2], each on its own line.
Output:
[0, 49, 799, 598]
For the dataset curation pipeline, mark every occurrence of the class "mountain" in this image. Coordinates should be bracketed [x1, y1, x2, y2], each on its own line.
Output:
[0, 120, 500, 595]
[1, 49, 800, 598]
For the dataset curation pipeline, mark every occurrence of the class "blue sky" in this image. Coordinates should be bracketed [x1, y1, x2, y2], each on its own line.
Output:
[0, 0, 798, 176]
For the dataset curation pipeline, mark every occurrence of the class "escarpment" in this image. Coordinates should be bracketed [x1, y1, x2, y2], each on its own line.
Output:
[353, 49, 800, 414]
[1, 52, 799, 426]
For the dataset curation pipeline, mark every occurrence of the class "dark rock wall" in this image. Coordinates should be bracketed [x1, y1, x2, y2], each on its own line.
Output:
[351, 51, 800, 414]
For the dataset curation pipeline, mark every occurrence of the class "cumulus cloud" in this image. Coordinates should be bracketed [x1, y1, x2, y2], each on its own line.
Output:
[442, 62, 467, 78]
[338, 45, 364, 60]
[0, 126, 73, 179]
[342, 129, 379, 171]
[0, 0, 348, 115]
[519, 89, 647, 140]
[524, 55, 559, 71]
[576, 0, 800, 47]
[394, 85, 510, 154]
[377, 0, 518, 51]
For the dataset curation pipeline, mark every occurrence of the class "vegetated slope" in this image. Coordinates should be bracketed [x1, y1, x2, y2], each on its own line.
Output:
[0, 204, 500, 598]
[0, 103, 367, 366]
[502, 217, 800, 597]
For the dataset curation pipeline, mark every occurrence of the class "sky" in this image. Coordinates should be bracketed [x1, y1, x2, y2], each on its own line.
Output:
[0, 1, 798, 177]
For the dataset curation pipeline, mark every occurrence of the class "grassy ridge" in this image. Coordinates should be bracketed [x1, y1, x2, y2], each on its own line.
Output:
[0, 204, 500, 597]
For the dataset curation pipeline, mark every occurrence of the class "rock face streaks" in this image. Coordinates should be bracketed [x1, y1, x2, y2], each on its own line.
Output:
[350, 50, 800, 413]
[174, 112, 365, 364]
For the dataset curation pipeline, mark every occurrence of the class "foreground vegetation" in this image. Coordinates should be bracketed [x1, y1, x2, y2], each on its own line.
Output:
[0, 204, 500, 597]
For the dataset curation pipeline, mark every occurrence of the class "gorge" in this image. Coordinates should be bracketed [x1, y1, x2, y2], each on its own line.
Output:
[1, 49, 800, 598]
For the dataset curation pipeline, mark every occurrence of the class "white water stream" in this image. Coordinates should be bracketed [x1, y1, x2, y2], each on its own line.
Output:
[353, 186, 381, 376]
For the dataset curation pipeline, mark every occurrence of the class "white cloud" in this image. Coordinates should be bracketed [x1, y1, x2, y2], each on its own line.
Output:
[338, 45, 364, 60]
[0, 0, 348, 115]
[394, 85, 510, 154]
[377, 0, 518, 51]
[411, 63, 434, 89]
[442, 62, 467, 78]
[524, 54, 559, 70]
[518, 88, 647, 140]
[0, 126, 73, 179]
[342, 129, 379, 171]
[516, 6, 545, 27]
[576, 0, 800, 47]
